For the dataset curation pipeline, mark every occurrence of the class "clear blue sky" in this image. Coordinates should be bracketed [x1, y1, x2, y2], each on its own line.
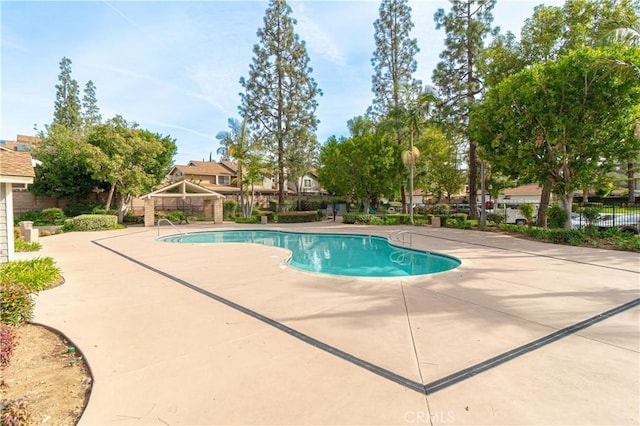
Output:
[1, 0, 562, 165]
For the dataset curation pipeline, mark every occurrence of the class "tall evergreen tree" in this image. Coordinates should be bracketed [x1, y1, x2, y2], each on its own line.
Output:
[370, 0, 420, 212]
[432, 0, 497, 219]
[239, 0, 321, 212]
[370, 0, 420, 120]
[82, 80, 102, 128]
[52, 57, 82, 130]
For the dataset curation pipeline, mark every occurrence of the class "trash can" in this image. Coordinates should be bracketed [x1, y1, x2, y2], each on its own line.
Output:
[261, 215, 268, 224]
[432, 216, 441, 228]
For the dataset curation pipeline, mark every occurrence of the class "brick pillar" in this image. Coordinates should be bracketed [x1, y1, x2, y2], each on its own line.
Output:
[203, 199, 213, 222]
[213, 198, 223, 224]
[144, 198, 155, 227]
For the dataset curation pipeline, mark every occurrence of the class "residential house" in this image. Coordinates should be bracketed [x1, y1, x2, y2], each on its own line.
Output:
[497, 184, 543, 204]
[0, 151, 35, 262]
[168, 160, 324, 197]
[0, 134, 41, 152]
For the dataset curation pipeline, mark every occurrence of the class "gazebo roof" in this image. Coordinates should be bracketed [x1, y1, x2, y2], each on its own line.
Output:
[141, 179, 225, 199]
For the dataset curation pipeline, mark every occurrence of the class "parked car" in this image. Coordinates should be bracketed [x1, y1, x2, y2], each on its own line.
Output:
[595, 213, 640, 234]
[572, 212, 640, 234]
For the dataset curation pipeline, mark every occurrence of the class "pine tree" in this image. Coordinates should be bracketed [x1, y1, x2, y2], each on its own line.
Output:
[239, 0, 320, 212]
[82, 80, 102, 128]
[370, 0, 421, 120]
[432, 0, 497, 219]
[53, 57, 82, 130]
[370, 0, 420, 212]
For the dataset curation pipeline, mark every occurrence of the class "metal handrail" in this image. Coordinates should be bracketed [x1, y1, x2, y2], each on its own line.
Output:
[389, 229, 412, 247]
[157, 218, 183, 238]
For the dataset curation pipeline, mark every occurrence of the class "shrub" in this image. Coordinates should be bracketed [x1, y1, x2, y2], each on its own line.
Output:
[41, 208, 66, 225]
[61, 219, 74, 232]
[433, 204, 451, 215]
[166, 210, 187, 223]
[451, 213, 468, 222]
[72, 214, 118, 231]
[14, 239, 41, 252]
[277, 211, 320, 223]
[0, 257, 61, 292]
[0, 399, 32, 426]
[65, 203, 102, 217]
[547, 204, 568, 229]
[14, 211, 43, 226]
[342, 213, 382, 225]
[1, 324, 17, 367]
[299, 199, 325, 211]
[0, 280, 34, 326]
[123, 212, 144, 224]
[582, 207, 602, 227]
[234, 216, 260, 224]
[223, 200, 238, 220]
[518, 204, 535, 225]
[487, 212, 505, 225]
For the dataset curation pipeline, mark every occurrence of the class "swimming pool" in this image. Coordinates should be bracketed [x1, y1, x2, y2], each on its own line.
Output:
[159, 230, 460, 278]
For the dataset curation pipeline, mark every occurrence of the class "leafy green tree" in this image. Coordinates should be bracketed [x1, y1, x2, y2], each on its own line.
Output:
[81, 80, 102, 128]
[285, 126, 318, 210]
[432, 0, 497, 219]
[52, 57, 82, 130]
[85, 116, 177, 221]
[370, 0, 420, 212]
[471, 47, 640, 227]
[481, 0, 639, 223]
[239, 0, 321, 212]
[418, 127, 466, 203]
[318, 117, 401, 212]
[31, 123, 102, 201]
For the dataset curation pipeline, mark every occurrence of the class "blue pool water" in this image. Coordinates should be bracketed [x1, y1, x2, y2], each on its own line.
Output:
[159, 230, 460, 277]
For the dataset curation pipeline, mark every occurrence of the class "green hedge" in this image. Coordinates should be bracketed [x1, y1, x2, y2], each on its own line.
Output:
[277, 211, 321, 223]
[234, 216, 260, 224]
[72, 214, 118, 231]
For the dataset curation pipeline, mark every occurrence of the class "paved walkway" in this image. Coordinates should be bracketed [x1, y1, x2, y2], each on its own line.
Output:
[27, 222, 639, 425]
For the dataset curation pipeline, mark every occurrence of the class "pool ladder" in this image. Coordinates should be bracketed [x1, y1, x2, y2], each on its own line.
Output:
[157, 218, 184, 240]
[389, 229, 413, 247]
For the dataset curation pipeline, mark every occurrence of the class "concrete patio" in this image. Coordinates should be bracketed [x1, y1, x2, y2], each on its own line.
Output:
[28, 221, 639, 425]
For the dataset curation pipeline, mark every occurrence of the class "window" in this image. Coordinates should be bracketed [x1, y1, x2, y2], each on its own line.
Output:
[217, 175, 230, 185]
[303, 178, 313, 189]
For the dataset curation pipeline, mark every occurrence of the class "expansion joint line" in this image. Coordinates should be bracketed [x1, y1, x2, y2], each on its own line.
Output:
[91, 237, 640, 399]
[401, 282, 433, 425]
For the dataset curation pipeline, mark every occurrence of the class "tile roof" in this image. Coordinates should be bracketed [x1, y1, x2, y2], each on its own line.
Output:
[179, 161, 236, 176]
[502, 184, 542, 196]
[0, 151, 35, 178]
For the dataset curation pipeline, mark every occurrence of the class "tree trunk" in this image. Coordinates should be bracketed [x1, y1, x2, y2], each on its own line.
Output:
[536, 177, 553, 227]
[558, 193, 574, 229]
[582, 187, 589, 203]
[105, 181, 117, 212]
[117, 194, 130, 224]
[628, 162, 635, 204]
[468, 142, 478, 219]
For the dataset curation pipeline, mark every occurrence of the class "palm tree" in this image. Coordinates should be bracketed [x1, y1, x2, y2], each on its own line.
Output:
[216, 118, 254, 217]
[397, 86, 438, 223]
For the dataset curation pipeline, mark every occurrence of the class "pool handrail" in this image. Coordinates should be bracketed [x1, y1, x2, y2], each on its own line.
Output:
[157, 218, 183, 238]
[389, 229, 413, 247]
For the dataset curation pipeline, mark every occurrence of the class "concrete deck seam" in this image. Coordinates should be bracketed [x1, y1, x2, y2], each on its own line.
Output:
[423, 298, 640, 394]
[91, 235, 639, 398]
[91, 238, 428, 396]
[398, 231, 640, 274]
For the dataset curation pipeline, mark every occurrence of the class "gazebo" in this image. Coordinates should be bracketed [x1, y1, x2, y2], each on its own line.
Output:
[140, 179, 225, 227]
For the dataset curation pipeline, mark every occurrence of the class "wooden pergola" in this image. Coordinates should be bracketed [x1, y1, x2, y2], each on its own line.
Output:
[140, 180, 225, 227]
